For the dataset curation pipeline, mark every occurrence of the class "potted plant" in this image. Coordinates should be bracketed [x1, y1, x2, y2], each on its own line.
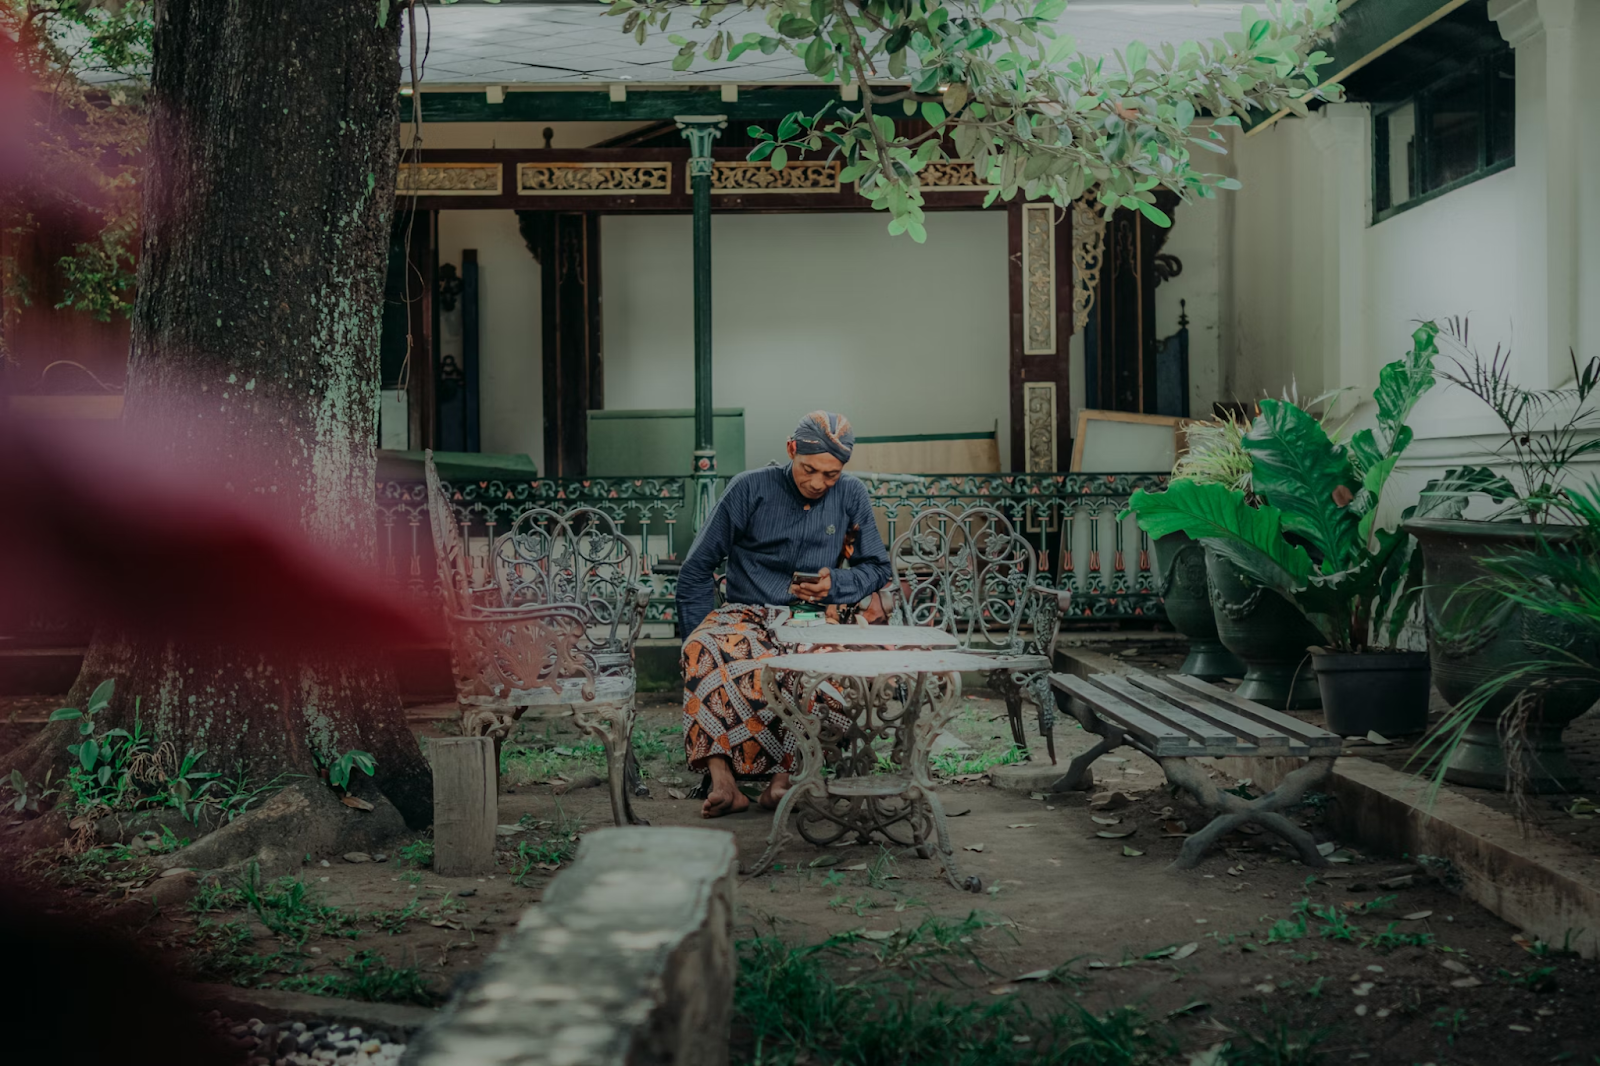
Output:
[1127, 324, 1441, 728]
[1403, 329, 1600, 792]
[1151, 418, 1248, 681]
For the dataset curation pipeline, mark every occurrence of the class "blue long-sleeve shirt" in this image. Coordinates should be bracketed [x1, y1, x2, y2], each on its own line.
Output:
[675, 464, 893, 636]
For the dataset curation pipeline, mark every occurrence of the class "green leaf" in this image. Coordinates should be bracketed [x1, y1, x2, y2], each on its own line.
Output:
[1127, 480, 1313, 587]
[749, 141, 775, 162]
[79, 739, 99, 772]
[1135, 199, 1171, 227]
[1371, 322, 1438, 450]
[88, 678, 114, 714]
[1243, 399, 1362, 571]
[1415, 467, 1517, 520]
[921, 101, 947, 126]
[49, 707, 83, 722]
[771, 146, 789, 169]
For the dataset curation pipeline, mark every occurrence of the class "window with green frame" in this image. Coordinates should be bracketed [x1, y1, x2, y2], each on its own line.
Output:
[1372, 46, 1515, 223]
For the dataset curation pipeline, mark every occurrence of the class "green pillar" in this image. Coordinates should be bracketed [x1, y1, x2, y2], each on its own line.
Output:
[676, 114, 726, 530]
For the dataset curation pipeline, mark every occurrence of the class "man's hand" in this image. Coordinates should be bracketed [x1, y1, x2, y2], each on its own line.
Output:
[789, 567, 831, 603]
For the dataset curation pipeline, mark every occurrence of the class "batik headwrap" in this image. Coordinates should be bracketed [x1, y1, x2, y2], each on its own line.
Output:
[791, 410, 854, 463]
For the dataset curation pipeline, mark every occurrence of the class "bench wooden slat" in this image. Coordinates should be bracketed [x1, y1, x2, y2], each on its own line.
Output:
[1051, 674, 1207, 757]
[1124, 675, 1304, 756]
[1090, 675, 1248, 755]
[1161, 674, 1342, 755]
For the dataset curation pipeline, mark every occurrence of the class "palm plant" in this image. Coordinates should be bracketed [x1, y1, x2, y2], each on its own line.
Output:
[1411, 485, 1600, 797]
[1419, 318, 1600, 523]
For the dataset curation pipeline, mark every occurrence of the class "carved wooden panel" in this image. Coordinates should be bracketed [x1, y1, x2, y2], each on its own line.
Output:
[1021, 203, 1057, 355]
[1023, 381, 1057, 473]
[397, 163, 502, 196]
[1071, 200, 1106, 333]
[918, 161, 992, 191]
[711, 160, 839, 193]
[516, 162, 672, 195]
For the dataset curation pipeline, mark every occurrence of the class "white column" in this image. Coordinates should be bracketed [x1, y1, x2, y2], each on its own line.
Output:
[1489, 0, 1579, 388]
[1307, 103, 1372, 401]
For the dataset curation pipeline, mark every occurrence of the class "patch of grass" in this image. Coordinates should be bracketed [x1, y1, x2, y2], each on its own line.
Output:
[1361, 923, 1436, 953]
[277, 950, 438, 1006]
[499, 728, 606, 786]
[186, 919, 301, 986]
[1345, 894, 1396, 915]
[189, 880, 245, 914]
[1211, 1020, 1329, 1066]
[1498, 964, 1558, 992]
[511, 802, 583, 885]
[239, 865, 359, 947]
[733, 926, 1171, 1066]
[930, 743, 1027, 778]
[398, 837, 434, 869]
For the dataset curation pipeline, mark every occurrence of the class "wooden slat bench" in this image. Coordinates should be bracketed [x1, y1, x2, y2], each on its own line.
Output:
[1048, 672, 1343, 869]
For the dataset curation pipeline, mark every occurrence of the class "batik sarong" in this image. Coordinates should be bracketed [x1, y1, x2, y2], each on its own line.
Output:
[682, 605, 861, 775]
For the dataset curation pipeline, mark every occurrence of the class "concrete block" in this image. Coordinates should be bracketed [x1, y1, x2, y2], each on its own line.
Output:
[990, 760, 1074, 793]
[403, 826, 739, 1066]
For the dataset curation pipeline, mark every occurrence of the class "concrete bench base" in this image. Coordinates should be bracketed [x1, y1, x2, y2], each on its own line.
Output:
[402, 827, 738, 1066]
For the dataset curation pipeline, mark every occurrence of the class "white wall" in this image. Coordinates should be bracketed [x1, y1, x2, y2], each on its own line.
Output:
[437, 211, 544, 470]
[601, 211, 1011, 469]
[1156, 194, 1223, 417]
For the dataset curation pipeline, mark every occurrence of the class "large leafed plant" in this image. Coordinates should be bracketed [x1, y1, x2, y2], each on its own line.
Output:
[607, 0, 1342, 239]
[1126, 323, 1442, 651]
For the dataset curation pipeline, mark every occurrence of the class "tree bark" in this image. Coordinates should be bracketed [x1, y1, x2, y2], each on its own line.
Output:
[14, 0, 431, 836]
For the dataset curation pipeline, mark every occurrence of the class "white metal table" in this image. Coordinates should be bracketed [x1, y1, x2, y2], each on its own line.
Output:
[770, 623, 960, 648]
[750, 648, 999, 888]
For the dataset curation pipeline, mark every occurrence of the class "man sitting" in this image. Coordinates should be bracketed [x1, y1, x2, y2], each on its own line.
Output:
[677, 410, 892, 817]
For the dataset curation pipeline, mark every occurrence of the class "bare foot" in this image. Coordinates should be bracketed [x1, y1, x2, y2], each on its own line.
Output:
[701, 782, 749, 818]
[758, 773, 791, 810]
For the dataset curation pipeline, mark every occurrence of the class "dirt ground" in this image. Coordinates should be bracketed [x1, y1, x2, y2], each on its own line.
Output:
[5, 689, 1600, 1064]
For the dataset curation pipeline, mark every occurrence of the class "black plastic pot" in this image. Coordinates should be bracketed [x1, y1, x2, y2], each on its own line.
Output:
[1311, 651, 1431, 738]
[1152, 531, 1247, 681]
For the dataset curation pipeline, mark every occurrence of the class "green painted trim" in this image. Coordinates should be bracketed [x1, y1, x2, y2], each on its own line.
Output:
[589, 408, 744, 420]
[401, 89, 847, 124]
[1243, 0, 1472, 134]
[854, 431, 998, 443]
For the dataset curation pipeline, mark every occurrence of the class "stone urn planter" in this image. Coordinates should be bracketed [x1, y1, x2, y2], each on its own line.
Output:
[1403, 518, 1600, 792]
[1153, 532, 1246, 681]
[1204, 547, 1323, 710]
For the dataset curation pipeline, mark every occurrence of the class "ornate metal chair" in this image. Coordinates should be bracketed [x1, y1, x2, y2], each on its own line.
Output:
[424, 452, 650, 826]
[888, 506, 1071, 760]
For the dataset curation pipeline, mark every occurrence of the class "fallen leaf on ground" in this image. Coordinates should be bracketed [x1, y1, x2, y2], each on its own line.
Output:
[1567, 797, 1597, 818]
[858, 929, 894, 940]
[841, 864, 868, 871]
[809, 855, 839, 868]
[1096, 828, 1136, 839]
[1402, 910, 1433, 921]
[341, 796, 374, 811]
[1166, 998, 1207, 1018]
[1123, 768, 1146, 775]
[1442, 960, 1471, 975]
[1006, 823, 1037, 829]
[1365, 730, 1392, 745]
[1091, 815, 1122, 826]
[1013, 969, 1055, 982]
[1172, 942, 1199, 960]
[1226, 865, 1246, 876]
[1163, 819, 1188, 836]
[1122, 845, 1144, 857]
[989, 985, 1017, 995]
[1450, 977, 1482, 989]
[1046, 858, 1062, 866]
[1316, 842, 1336, 857]
[667, 788, 686, 799]
[1090, 791, 1131, 811]
[964, 843, 986, 852]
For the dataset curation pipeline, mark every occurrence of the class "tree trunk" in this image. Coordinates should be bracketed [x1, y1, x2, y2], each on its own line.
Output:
[14, 0, 431, 844]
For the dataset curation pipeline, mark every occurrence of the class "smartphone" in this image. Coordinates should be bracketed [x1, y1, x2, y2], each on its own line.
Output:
[793, 570, 823, 583]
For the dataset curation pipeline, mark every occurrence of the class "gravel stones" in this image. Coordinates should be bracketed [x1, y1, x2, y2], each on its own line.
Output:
[208, 1015, 406, 1066]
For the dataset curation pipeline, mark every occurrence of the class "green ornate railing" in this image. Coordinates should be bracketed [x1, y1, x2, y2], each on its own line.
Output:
[375, 471, 1170, 626]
